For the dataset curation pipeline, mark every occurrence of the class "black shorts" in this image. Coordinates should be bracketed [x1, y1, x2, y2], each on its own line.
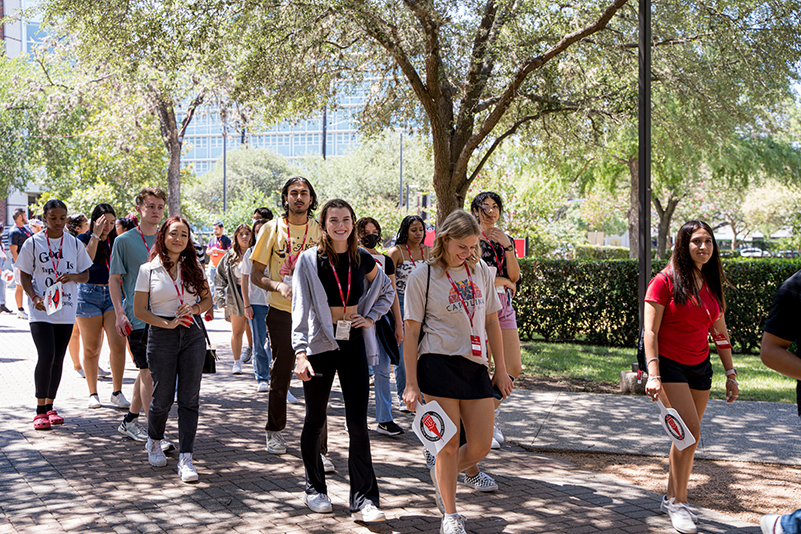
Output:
[127, 328, 149, 370]
[659, 354, 712, 391]
[417, 353, 494, 400]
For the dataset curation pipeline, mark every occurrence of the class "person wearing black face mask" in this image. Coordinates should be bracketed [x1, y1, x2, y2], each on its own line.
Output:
[355, 218, 405, 436]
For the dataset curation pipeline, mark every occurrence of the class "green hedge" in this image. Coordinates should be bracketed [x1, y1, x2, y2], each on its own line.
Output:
[514, 258, 801, 353]
[573, 245, 630, 260]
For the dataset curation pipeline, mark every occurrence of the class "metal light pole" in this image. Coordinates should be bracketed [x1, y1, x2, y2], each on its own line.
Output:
[638, 0, 652, 329]
[222, 110, 228, 213]
[399, 133, 404, 208]
[322, 105, 327, 160]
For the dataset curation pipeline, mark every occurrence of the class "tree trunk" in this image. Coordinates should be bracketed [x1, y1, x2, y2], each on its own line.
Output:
[166, 139, 181, 217]
[653, 193, 680, 260]
[627, 158, 639, 259]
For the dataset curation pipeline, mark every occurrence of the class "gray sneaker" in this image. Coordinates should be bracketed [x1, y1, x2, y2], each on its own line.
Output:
[321, 454, 335, 473]
[430, 466, 444, 514]
[118, 420, 147, 442]
[440, 514, 466, 534]
[147, 437, 167, 467]
[241, 346, 253, 364]
[304, 492, 332, 513]
[266, 430, 287, 454]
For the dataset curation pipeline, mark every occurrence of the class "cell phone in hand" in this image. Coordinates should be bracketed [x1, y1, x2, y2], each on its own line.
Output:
[492, 374, 515, 400]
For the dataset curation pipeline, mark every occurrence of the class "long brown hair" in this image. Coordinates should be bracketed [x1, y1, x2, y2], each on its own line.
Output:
[318, 199, 360, 267]
[230, 223, 253, 266]
[669, 220, 728, 312]
[150, 217, 208, 298]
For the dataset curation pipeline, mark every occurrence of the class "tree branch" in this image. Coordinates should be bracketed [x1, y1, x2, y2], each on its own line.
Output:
[178, 89, 207, 139]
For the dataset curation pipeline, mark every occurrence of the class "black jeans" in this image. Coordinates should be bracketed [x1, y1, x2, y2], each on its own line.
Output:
[146, 318, 205, 453]
[31, 322, 73, 399]
[301, 329, 379, 512]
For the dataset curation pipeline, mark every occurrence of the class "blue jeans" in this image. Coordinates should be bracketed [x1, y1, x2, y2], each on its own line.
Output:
[374, 341, 393, 424]
[782, 509, 801, 534]
[249, 304, 271, 383]
[395, 293, 407, 404]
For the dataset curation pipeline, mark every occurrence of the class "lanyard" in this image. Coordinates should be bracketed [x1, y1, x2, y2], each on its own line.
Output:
[701, 285, 718, 329]
[169, 263, 184, 305]
[405, 243, 422, 267]
[286, 218, 309, 265]
[445, 264, 476, 328]
[21, 226, 32, 238]
[45, 230, 64, 275]
[330, 250, 351, 307]
[481, 231, 504, 273]
[136, 225, 151, 253]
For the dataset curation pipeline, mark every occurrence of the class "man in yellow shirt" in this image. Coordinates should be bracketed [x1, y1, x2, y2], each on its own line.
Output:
[251, 177, 322, 455]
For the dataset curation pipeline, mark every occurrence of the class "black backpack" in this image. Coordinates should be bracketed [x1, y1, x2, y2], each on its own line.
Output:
[636, 271, 669, 382]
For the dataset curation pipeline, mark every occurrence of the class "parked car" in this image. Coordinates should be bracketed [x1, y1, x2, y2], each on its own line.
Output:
[775, 250, 799, 258]
[739, 247, 771, 258]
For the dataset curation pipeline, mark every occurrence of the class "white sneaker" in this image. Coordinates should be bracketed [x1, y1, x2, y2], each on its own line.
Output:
[257, 381, 270, 393]
[88, 394, 101, 409]
[97, 367, 111, 378]
[352, 501, 385, 522]
[241, 346, 252, 364]
[493, 409, 505, 443]
[286, 390, 300, 404]
[440, 514, 467, 534]
[110, 392, 131, 409]
[17, 309, 28, 320]
[304, 492, 333, 513]
[460, 471, 498, 492]
[761, 514, 785, 534]
[662, 497, 697, 533]
[661, 496, 697, 522]
[118, 420, 147, 442]
[231, 360, 243, 375]
[430, 466, 445, 513]
[177, 453, 198, 482]
[161, 437, 176, 452]
[321, 454, 335, 473]
[490, 437, 500, 449]
[266, 430, 287, 454]
[147, 437, 167, 467]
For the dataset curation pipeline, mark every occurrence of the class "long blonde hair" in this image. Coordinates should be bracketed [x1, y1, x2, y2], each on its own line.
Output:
[427, 210, 481, 272]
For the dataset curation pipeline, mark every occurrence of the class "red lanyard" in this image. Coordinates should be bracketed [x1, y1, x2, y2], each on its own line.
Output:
[330, 250, 351, 307]
[136, 225, 151, 253]
[21, 226, 32, 238]
[45, 230, 64, 275]
[481, 231, 504, 273]
[169, 264, 184, 305]
[286, 218, 309, 265]
[445, 264, 476, 328]
[405, 244, 422, 267]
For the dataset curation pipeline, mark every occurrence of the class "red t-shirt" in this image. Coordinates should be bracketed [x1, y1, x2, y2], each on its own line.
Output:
[644, 269, 719, 365]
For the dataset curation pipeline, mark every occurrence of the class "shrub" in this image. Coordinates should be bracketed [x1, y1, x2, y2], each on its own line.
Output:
[573, 245, 630, 260]
[514, 257, 801, 353]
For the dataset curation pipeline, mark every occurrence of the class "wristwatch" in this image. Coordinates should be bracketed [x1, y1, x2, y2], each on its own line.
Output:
[503, 244, 514, 251]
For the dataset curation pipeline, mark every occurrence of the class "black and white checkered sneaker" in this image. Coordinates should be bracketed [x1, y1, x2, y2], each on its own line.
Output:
[460, 471, 498, 492]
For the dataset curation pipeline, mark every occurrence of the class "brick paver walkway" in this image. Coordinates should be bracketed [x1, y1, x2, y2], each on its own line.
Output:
[0, 309, 757, 533]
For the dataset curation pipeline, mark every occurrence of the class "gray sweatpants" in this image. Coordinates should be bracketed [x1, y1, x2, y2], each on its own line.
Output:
[146, 319, 205, 453]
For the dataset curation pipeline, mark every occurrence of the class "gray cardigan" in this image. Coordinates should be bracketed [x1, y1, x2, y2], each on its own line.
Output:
[291, 246, 395, 365]
[213, 249, 245, 321]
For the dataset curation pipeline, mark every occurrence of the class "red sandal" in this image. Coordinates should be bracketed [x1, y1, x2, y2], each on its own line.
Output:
[47, 410, 64, 425]
[33, 414, 51, 430]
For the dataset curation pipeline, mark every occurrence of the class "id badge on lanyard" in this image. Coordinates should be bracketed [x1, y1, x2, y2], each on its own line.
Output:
[703, 287, 732, 350]
[446, 266, 482, 357]
[45, 282, 64, 315]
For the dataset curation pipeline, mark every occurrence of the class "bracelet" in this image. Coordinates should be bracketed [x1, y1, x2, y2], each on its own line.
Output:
[646, 357, 659, 366]
[725, 368, 737, 377]
[245, 305, 252, 309]
[727, 378, 739, 386]
[91, 233, 102, 240]
[647, 376, 661, 381]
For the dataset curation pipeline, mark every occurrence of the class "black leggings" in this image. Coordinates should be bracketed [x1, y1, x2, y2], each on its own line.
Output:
[31, 322, 73, 400]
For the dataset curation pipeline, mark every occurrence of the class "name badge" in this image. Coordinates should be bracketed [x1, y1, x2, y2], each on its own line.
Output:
[336, 320, 352, 340]
[470, 334, 482, 357]
[282, 274, 293, 286]
[711, 332, 732, 350]
[45, 282, 64, 315]
[495, 285, 506, 294]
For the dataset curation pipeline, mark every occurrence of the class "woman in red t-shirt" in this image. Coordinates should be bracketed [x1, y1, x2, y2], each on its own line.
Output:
[643, 220, 739, 534]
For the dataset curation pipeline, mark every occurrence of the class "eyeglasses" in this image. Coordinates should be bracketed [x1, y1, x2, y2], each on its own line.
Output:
[480, 204, 499, 212]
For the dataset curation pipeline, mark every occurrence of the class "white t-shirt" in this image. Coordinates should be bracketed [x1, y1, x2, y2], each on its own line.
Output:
[135, 257, 200, 317]
[16, 231, 93, 324]
[404, 259, 501, 366]
[241, 247, 268, 306]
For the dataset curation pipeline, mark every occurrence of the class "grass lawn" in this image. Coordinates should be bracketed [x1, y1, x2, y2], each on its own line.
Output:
[519, 340, 797, 403]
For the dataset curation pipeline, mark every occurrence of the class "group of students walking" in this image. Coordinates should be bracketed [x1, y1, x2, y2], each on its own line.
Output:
[19, 178, 801, 534]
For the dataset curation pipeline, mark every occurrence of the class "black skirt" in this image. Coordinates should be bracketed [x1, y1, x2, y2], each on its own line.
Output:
[417, 353, 494, 400]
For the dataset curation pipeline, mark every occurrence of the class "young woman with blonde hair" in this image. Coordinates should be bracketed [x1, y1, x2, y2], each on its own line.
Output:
[403, 210, 513, 534]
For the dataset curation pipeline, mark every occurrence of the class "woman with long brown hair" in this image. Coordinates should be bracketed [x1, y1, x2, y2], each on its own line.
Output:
[292, 199, 394, 522]
[133, 217, 212, 482]
[214, 223, 254, 375]
[644, 220, 738, 534]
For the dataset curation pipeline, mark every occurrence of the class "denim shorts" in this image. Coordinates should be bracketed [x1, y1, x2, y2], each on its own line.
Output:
[76, 283, 114, 318]
[496, 289, 518, 330]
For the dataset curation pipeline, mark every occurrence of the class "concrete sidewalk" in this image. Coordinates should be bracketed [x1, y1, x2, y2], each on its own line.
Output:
[0, 307, 765, 533]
